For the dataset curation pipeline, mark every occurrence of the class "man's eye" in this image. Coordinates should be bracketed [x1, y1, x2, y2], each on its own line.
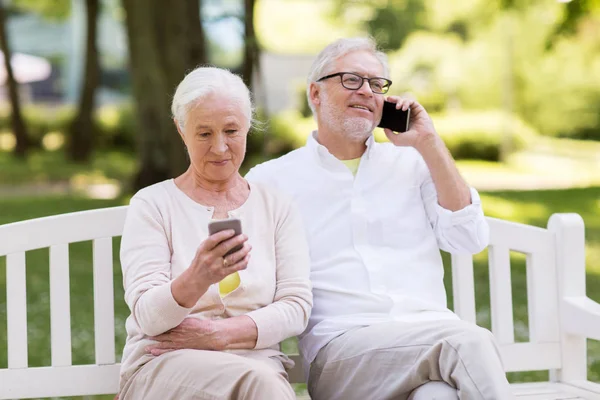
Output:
[226, 130, 238, 135]
[198, 132, 210, 138]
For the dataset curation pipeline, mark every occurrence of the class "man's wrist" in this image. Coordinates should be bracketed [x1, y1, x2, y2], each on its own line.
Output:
[414, 133, 446, 160]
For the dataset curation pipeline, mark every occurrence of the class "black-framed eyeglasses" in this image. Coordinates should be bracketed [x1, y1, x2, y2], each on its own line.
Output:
[317, 72, 392, 94]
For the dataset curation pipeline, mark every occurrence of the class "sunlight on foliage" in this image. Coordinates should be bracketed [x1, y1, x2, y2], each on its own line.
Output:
[41, 132, 65, 151]
[256, 0, 362, 54]
[480, 194, 550, 221]
[0, 132, 15, 151]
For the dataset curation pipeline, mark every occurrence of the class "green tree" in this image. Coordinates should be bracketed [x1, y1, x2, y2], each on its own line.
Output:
[68, 0, 100, 162]
[15, 0, 103, 162]
[388, 0, 600, 142]
[553, 0, 600, 36]
[242, 0, 259, 90]
[332, 0, 427, 51]
[0, 0, 30, 158]
[122, 0, 207, 189]
[13, 0, 70, 19]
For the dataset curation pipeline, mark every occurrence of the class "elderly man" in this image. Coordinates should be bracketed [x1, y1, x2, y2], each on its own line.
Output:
[246, 37, 513, 399]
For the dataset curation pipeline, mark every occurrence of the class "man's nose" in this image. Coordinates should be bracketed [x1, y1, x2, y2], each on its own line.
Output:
[356, 79, 374, 96]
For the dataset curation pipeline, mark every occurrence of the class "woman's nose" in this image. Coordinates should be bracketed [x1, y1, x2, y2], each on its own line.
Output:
[211, 134, 228, 154]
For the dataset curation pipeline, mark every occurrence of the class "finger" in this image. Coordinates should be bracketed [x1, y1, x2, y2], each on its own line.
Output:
[384, 128, 398, 141]
[224, 243, 252, 266]
[385, 127, 417, 146]
[385, 95, 401, 104]
[215, 234, 248, 258]
[401, 99, 415, 112]
[383, 128, 396, 137]
[202, 229, 237, 251]
[146, 345, 166, 354]
[224, 253, 251, 275]
[406, 100, 424, 115]
[150, 348, 174, 356]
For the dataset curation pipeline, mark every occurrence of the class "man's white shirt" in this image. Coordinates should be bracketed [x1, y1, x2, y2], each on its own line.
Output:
[245, 131, 489, 379]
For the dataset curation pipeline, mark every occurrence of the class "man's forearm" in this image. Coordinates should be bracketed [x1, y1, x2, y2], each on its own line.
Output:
[417, 136, 471, 211]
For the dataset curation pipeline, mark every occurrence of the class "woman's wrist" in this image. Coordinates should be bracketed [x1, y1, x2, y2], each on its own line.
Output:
[216, 316, 258, 350]
[171, 268, 210, 308]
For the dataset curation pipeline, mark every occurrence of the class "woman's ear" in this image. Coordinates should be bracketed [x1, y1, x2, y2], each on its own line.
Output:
[174, 118, 185, 142]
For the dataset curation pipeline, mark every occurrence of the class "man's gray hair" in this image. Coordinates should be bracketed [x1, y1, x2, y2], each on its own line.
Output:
[306, 37, 390, 114]
[171, 66, 254, 130]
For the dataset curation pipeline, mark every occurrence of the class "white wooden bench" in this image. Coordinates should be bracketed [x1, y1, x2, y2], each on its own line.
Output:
[1, 207, 600, 399]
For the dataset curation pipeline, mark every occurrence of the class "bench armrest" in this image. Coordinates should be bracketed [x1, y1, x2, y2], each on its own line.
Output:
[561, 296, 600, 341]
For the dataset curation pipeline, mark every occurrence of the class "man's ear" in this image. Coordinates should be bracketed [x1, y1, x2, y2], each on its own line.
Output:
[309, 82, 321, 109]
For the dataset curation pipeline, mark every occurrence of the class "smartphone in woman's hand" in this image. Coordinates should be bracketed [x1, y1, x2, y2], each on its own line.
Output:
[208, 218, 243, 256]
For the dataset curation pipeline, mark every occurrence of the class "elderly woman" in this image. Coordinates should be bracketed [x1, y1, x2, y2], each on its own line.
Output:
[118, 66, 312, 400]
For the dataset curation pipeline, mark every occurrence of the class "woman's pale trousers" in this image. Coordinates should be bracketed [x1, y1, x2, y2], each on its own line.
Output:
[121, 349, 296, 400]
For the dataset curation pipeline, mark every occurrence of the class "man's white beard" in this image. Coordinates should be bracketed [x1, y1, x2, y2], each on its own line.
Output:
[341, 117, 374, 142]
[320, 97, 375, 143]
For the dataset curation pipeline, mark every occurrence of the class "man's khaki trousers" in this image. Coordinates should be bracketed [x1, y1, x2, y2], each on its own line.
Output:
[308, 319, 515, 400]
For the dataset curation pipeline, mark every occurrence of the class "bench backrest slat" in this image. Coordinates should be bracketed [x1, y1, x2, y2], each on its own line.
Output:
[93, 237, 116, 365]
[0, 206, 128, 255]
[49, 244, 72, 367]
[526, 247, 560, 344]
[6, 251, 28, 369]
[488, 245, 515, 344]
[450, 253, 476, 323]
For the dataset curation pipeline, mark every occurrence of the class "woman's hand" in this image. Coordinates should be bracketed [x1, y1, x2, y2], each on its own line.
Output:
[171, 229, 252, 308]
[145, 316, 258, 355]
[145, 318, 225, 355]
[191, 229, 252, 286]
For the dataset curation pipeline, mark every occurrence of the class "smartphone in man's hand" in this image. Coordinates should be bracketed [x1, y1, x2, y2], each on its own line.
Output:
[378, 101, 410, 133]
[208, 218, 243, 256]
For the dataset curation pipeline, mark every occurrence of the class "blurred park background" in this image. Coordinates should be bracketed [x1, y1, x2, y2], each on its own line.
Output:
[0, 0, 599, 398]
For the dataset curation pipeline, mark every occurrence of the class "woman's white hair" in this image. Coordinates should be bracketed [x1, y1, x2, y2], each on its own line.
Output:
[306, 37, 389, 114]
[171, 66, 254, 130]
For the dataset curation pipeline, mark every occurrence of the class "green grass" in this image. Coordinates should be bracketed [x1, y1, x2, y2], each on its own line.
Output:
[1, 188, 600, 398]
[0, 150, 136, 186]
